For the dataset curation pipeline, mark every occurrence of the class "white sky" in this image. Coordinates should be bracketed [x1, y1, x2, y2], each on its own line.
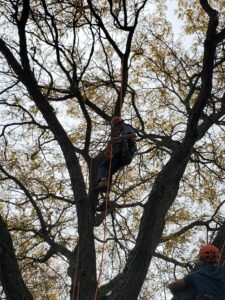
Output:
[165, 0, 195, 50]
[166, 0, 183, 36]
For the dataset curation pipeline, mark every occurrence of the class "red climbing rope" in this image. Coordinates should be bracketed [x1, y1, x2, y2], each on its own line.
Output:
[93, 54, 125, 300]
[72, 54, 126, 300]
[93, 143, 113, 300]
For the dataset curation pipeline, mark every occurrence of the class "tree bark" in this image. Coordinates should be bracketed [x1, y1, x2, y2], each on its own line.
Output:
[0, 36, 97, 300]
[0, 215, 33, 300]
[107, 144, 191, 300]
[107, 1, 219, 298]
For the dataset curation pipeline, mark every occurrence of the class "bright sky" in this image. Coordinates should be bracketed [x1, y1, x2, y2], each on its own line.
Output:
[165, 0, 195, 50]
[166, 0, 184, 36]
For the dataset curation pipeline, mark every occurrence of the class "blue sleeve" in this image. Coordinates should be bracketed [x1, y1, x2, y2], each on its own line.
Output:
[123, 124, 135, 135]
[184, 272, 196, 286]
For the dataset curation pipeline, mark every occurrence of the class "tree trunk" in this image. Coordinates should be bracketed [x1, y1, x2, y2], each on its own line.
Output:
[108, 148, 191, 300]
[0, 215, 33, 300]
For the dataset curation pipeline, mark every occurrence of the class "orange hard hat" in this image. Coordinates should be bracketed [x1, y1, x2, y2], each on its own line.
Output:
[199, 244, 220, 263]
[111, 117, 124, 127]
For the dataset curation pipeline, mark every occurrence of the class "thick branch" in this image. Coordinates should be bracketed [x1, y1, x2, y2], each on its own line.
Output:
[87, 0, 122, 57]
[199, 0, 218, 17]
[161, 220, 210, 243]
[154, 252, 192, 269]
[0, 37, 96, 300]
[184, 2, 218, 142]
[108, 146, 191, 300]
[0, 214, 33, 300]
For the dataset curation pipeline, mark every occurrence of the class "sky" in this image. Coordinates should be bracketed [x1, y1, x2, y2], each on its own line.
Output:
[165, 0, 194, 50]
[166, 0, 183, 36]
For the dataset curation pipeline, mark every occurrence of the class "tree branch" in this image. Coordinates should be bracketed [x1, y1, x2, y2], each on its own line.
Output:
[0, 214, 33, 300]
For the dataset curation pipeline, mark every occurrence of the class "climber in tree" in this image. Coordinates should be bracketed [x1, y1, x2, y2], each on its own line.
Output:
[167, 244, 225, 300]
[96, 117, 137, 191]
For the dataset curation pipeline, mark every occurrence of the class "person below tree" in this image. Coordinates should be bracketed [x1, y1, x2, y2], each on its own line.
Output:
[96, 117, 137, 191]
[167, 244, 225, 300]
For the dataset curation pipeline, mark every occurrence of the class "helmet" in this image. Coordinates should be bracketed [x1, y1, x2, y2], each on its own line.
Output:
[111, 117, 124, 127]
[199, 244, 220, 263]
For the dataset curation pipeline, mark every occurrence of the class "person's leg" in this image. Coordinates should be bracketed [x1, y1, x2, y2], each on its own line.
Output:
[120, 150, 133, 166]
[96, 151, 133, 192]
[110, 152, 124, 175]
[96, 158, 110, 190]
[97, 158, 109, 181]
[110, 150, 133, 175]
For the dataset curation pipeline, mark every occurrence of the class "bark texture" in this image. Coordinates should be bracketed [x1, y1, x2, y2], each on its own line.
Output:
[0, 215, 33, 300]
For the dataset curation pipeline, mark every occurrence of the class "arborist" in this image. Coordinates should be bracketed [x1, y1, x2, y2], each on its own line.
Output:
[96, 117, 137, 191]
[167, 244, 225, 300]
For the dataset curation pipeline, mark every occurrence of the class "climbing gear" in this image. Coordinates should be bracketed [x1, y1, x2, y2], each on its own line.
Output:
[199, 244, 220, 263]
[104, 119, 124, 158]
[104, 143, 113, 158]
[94, 55, 126, 300]
[111, 117, 124, 127]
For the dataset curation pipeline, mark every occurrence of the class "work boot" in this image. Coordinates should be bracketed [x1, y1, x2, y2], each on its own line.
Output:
[95, 179, 108, 192]
[96, 200, 110, 211]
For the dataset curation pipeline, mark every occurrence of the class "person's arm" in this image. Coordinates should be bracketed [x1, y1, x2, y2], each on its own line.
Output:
[111, 132, 136, 143]
[122, 124, 137, 140]
[121, 132, 136, 140]
[167, 279, 187, 295]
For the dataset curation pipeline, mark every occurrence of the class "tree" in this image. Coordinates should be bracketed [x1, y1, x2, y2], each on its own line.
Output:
[0, 0, 225, 299]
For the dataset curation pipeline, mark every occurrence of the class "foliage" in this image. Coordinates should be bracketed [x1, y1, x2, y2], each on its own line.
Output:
[0, 0, 224, 299]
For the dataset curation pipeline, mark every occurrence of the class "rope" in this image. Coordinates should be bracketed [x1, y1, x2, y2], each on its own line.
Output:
[93, 55, 125, 300]
[93, 143, 113, 300]
[72, 54, 125, 300]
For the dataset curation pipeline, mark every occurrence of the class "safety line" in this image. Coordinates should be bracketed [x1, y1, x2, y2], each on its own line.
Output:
[93, 143, 113, 300]
[93, 54, 125, 300]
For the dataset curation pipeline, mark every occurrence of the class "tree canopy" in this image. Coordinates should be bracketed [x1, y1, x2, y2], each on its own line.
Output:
[0, 0, 225, 299]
